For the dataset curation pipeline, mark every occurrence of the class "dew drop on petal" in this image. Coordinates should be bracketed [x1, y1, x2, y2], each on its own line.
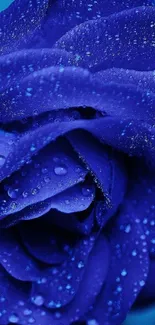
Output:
[121, 269, 127, 277]
[77, 261, 84, 269]
[8, 314, 19, 323]
[0, 155, 6, 167]
[41, 168, 48, 174]
[22, 191, 28, 198]
[31, 295, 44, 306]
[31, 188, 39, 196]
[44, 176, 51, 183]
[82, 186, 93, 197]
[23, 309, 32, 316]
[54, 312, 61, 319]
[54, 164, 68, 176]
[132, 249, 137, 256]
[139, 280, 145, 287]
[7, 188, 19, 199]
[28, 317, 35, 324]
[30, 145, 36, 152]
[88, 320, 99, 325]
[10, 201, 17, 210]
[124, 224, 131, 233]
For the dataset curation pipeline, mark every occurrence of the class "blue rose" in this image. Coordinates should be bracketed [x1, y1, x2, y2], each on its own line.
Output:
[0, 1, 155, 325]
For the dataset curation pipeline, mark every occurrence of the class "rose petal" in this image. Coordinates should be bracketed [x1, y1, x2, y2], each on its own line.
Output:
[0, 138, 87, 217]
[0, 130, 16, 168]
[0, 235, 109, 325]
[55, 7, 155, 71]
[0, 228, 42, 281]
[87, 203, 149, 324]
[67, 130, 127, 211]
[32, 235, 96, 308]
[1, 116, 154, 185]
[0, 0, 49, 55]
[19, 220, 74, 265]
[1, 65, 155, 123]
[139, 259, 155, 301]
[48, 209, 94, 235]
[120, 163, 155, 257]
[0, 266, 31, 325]
[0, 49, 74, 93]
[95, 68, 155, 94]
[30, 0, 153, 48]
[0, 184, 94, 231]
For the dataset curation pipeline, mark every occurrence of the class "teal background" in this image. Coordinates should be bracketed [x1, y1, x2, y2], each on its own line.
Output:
[0, 0, 14, 12]
[123, 304, 155, 325]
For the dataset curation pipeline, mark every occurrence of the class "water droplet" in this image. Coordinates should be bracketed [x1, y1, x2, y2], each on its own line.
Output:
[23, 309, 32, 316]
[10, 201, 17, 209]
[42, 168, 48, 174]
[53, 157, 60, 163]
[54, 164, 68, 176]
[67, 274, 72, 280]
[121, 269, 127, 277]
[82, 186, 93, 197]
[31, 295, 44, 306]
[54, 312, 61, 319]
[66, 284, 71, 290]
[8, 313, 19, 323]
[28, 317, 35, 324]
[117, 285, 122, 292]
[48, 300, 55, 308]
[88, 320, 99, 325]
[52, 268, 58, 275]
[124, 224, 131, 233]
[22, 191, 28, 198]
[44, 176, 51, 183]
[30, 145, 36, 152]
[0, 155, 6, 167]
[31, 188, 39, 195]
[77, 261, 84, 269]
[107, 300, 113, 306]
[139, 280, 145, 287]
[75, 166, 82, 173]
[132, 249, 137, 256]
[58, 285, 63, 291]
[8, 188, 19, 199]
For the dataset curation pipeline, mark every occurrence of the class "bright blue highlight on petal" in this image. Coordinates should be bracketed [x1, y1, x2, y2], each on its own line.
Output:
[0, 0, 14, 12]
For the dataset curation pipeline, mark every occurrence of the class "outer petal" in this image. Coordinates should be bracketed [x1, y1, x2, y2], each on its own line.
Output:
[32, 235, 96, 308]
[87, 203, 149, 325]
[95, 69, 155, 94]
[0, 49, 74, 92]
[120, 163, 155, 257]
[139, 259, 155, 301]
[0, 0, 48, 55]
[1, 66, 155, 123]
[29, 0, 153, 48]
[55, 7, 155, 71]
[0, 235, 109, 325]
